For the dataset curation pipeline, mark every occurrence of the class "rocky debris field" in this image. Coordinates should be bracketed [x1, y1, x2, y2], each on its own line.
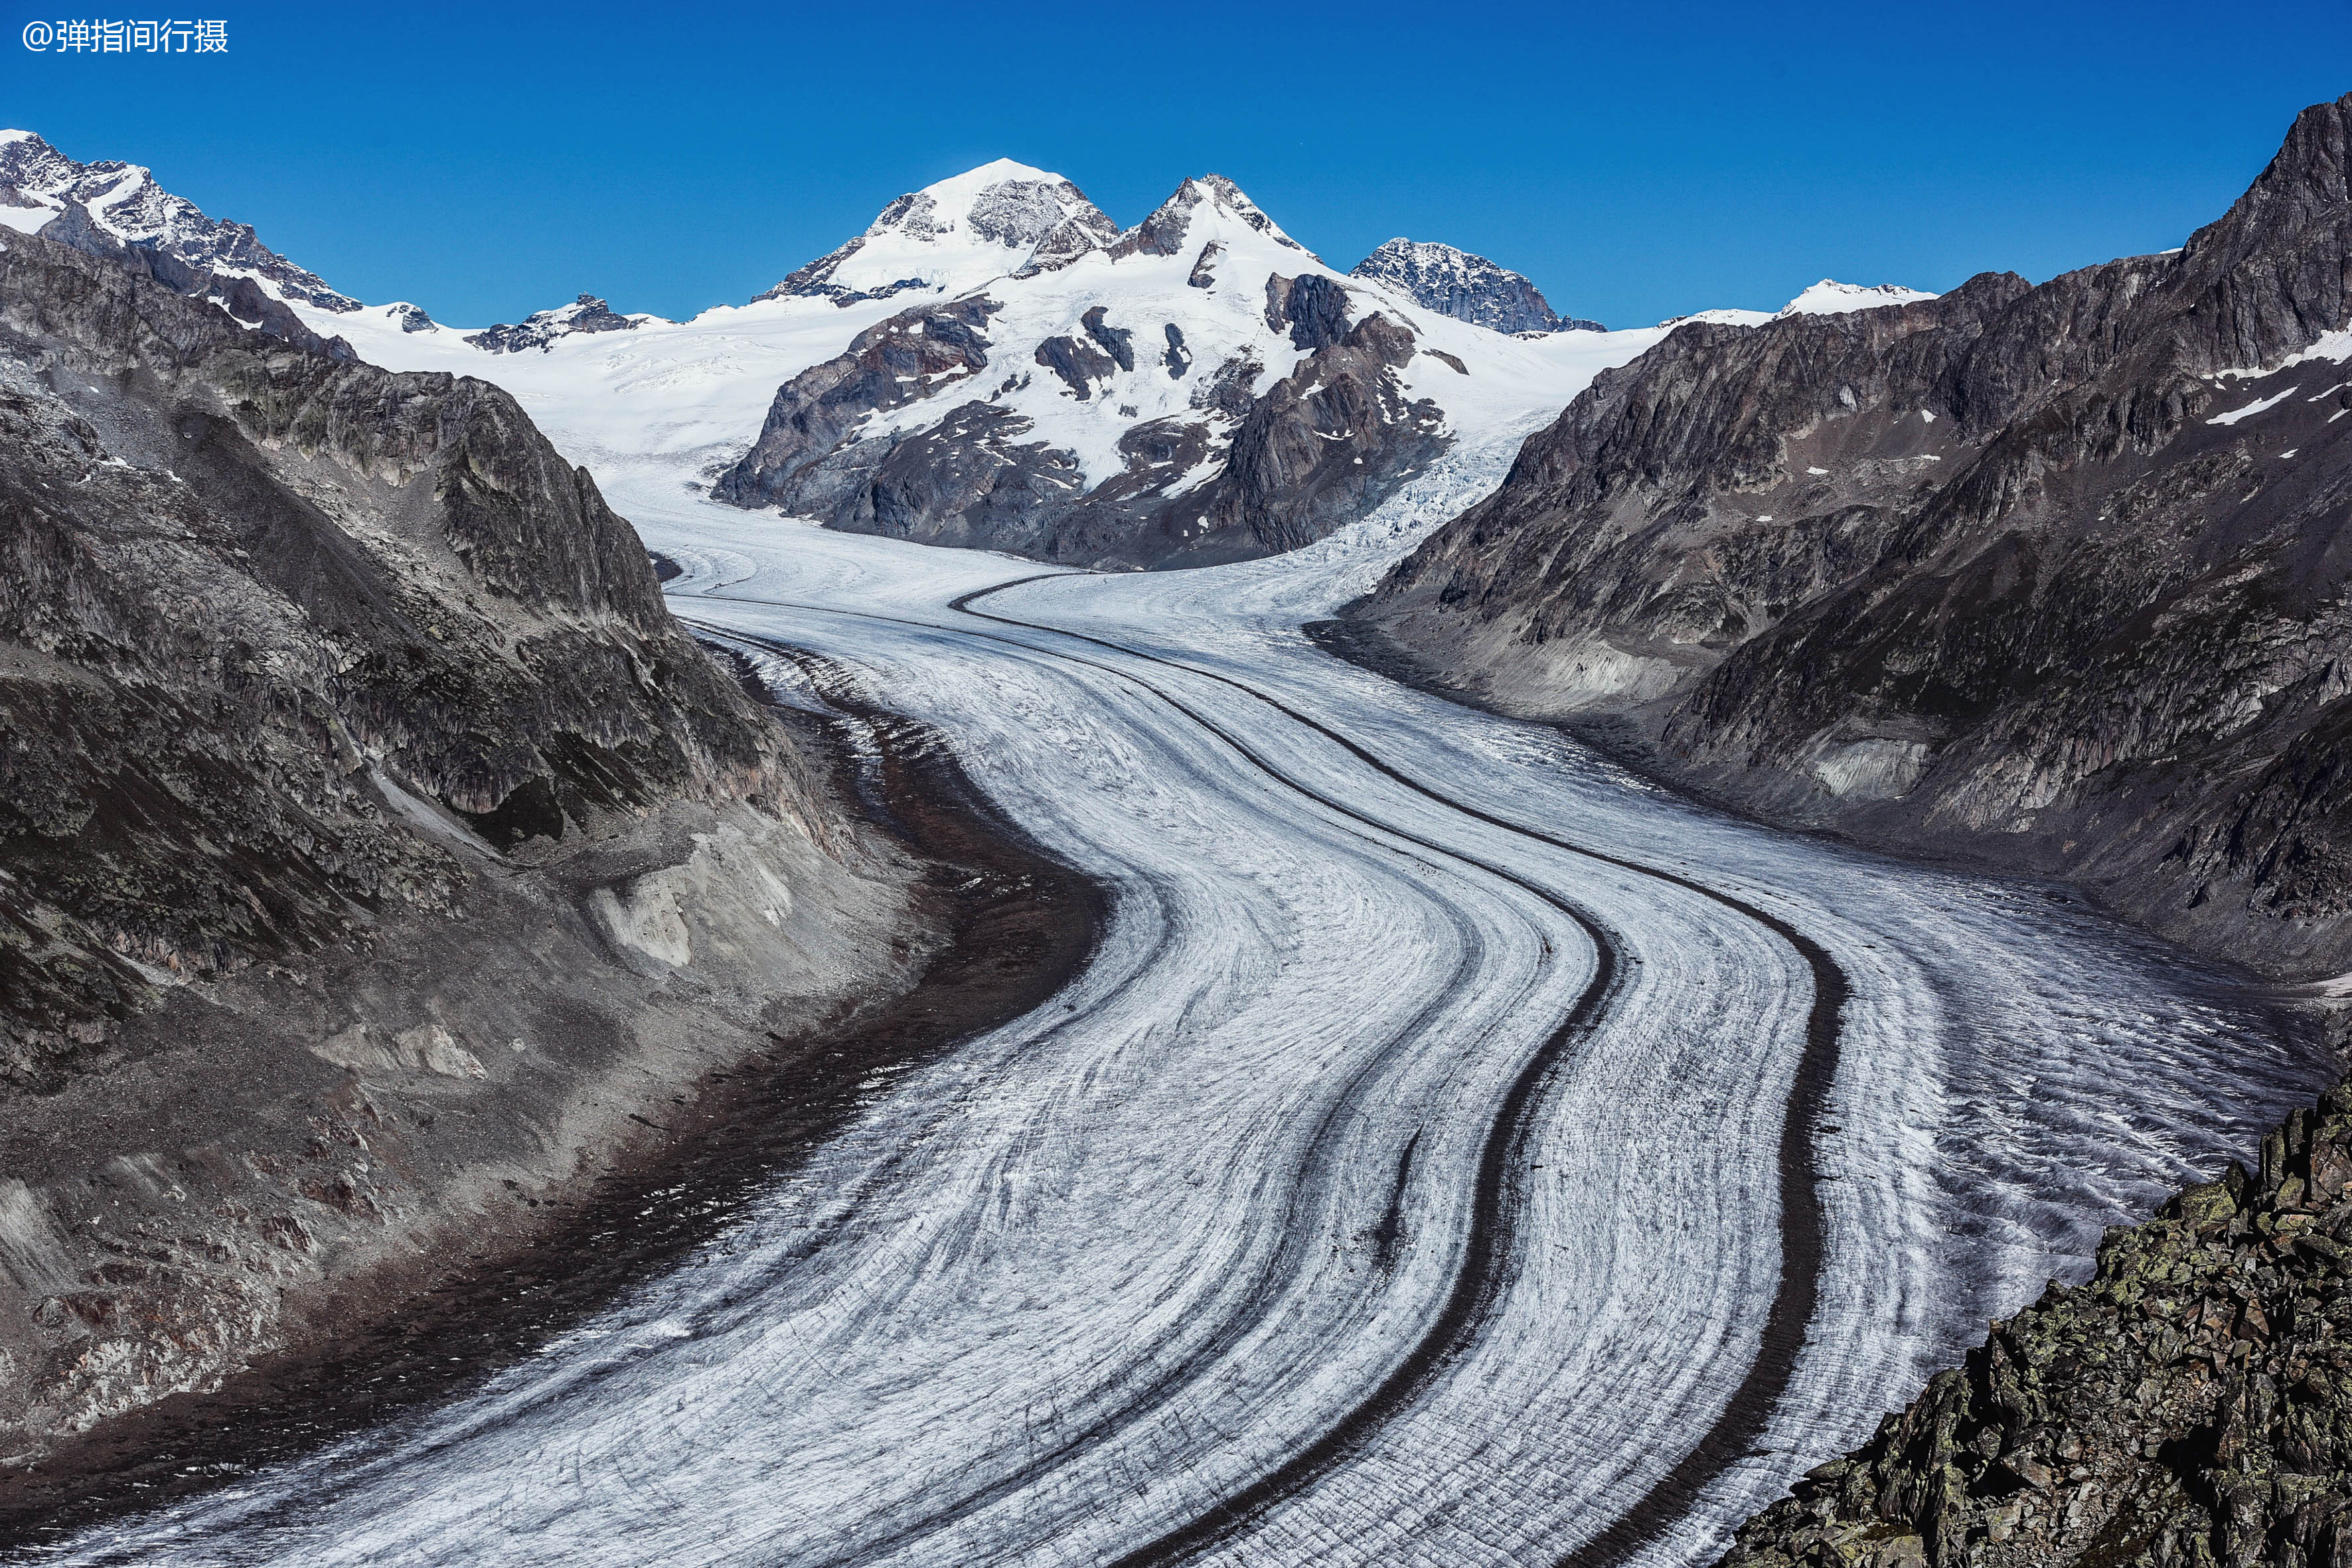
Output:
[1725, 1066, 2352, 1568]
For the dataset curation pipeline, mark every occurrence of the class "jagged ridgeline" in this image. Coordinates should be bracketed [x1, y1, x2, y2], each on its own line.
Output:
[1344, 92, 2352, 980]
[1725, 1077, 2352, 1568]
[707, 168, 1613, 569]
[1349, 237, 1605, 336]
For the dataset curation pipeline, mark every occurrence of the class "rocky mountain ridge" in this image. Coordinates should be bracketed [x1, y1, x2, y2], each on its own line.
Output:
[1343, 92, 2352, 980]
[0, 222, 921, 1457]
[0, 130, 356, 313]
[4, 132, 1945, 577]
[1349, 237, 1604, 335]
[465, 292, 654, 353]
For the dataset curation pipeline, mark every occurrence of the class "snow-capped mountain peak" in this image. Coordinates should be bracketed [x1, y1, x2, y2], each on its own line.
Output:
[756, 159, 1119, 305]
[1658, 279, 1939, 329]
[1773, 279, 1938, 317]
[1111, 173, 1304, 262]
[0, 128, 357, 311]
[1348, 238, 1602, 336]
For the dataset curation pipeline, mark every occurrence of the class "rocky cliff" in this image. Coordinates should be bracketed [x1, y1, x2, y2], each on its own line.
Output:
[465, 292, 653, 353]
[1345, 94, 2352, 979]
[1723, 1063, 2352, 1568]
[0, 225, 923, 1460]
[1349, 238, 1604, 335]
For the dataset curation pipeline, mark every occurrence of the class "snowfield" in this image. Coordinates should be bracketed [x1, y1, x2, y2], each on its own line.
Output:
[48, 430, 2328, 1567]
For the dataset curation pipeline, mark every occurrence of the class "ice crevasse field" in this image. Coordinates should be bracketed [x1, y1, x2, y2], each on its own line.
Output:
[42, 259, 2333, 1567]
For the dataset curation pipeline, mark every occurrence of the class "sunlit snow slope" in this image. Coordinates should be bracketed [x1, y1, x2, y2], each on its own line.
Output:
[287, 167, 1668, 571]
[47, 422, 2329, 1567]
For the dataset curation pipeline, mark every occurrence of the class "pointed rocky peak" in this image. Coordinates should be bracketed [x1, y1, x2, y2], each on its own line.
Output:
[1111, 174, 1304, 262]
[2159, 92, 2352, 372]
[0, 129, 80, 202]
[756, 159, 1118, 305]
[0, 128, 356, 311]
[1772, 279, 1938, 318]
[465, 293, 653, 354]
[1348, 238, 1602, 335]
[2183, 92, 2352, 273]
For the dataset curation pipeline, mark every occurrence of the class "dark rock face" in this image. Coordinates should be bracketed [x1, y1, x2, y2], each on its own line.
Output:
[1182, 309, 1448, 558]
[1350, 237, 1602, 335]
[714, 295, 1004, 497]
[1081, 305, 1136, 372]
[1277, 272, 1353, 351]
[0, 229, 916, 1453]
[23, 195, 358, 360]
[0, 131, 358, 313]
[712, 278, 1447, 568]
[464, 293, 643, 354]
[1724, 1073, 2352, 1568]
[1035, 331, 1117, 398]
[1348, 93, 2352, 977]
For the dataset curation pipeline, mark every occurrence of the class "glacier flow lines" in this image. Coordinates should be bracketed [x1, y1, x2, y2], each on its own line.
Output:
[689, 575, 1850, 1568]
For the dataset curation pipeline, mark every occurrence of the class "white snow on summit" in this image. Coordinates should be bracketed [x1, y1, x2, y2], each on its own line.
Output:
[757, 158, 1120, 305]
[0, 128, 357, 309]
[1658, 278, 1938, 330]
[291, 161, 1677, 521]
[1774, 279, 1938, 317]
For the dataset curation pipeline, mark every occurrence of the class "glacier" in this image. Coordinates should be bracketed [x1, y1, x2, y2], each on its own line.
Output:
[40, 424, 2329, 1566]
[9, 140, 2312, 1568]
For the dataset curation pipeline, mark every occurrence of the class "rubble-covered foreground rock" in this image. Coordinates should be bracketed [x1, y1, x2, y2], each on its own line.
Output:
[1725, 1075, 2352, 1568]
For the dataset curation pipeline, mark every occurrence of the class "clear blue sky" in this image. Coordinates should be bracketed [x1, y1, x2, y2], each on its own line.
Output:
[3, 1, 2347, 329]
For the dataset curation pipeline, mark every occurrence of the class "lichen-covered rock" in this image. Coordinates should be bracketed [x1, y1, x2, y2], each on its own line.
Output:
[1723, 1081, 2352, 1568]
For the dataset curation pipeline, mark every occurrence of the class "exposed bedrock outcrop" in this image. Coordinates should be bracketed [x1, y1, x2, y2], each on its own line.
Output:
[464, 293, 645, 354]
[712, 274, 1446, 569]
[1724, 1068, 2352, 1568]
[1348, 236, 1605, 335]
[1346, 92, 2352, 978]
[0, 230, 924, 1458]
